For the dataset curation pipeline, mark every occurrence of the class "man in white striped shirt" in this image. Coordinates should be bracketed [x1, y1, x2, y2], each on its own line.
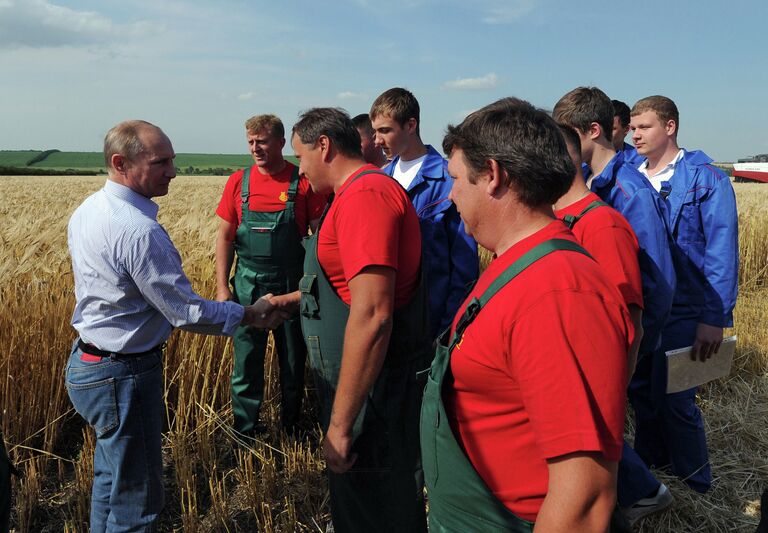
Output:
[66, 120, 282, 532]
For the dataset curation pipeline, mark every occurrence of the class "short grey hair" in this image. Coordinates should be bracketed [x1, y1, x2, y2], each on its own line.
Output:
[103, 120, 159, 171]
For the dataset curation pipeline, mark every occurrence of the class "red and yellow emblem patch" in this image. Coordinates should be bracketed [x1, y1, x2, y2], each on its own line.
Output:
[279, 191, 288, 202]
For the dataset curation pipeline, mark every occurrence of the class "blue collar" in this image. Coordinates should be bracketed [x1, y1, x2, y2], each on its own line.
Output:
[589, 151, 622, 190]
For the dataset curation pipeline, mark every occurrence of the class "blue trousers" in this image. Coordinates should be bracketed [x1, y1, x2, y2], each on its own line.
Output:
[617, 441, 660, 507]
[65, 340, 165, 532]
[628, 347, 712, 493]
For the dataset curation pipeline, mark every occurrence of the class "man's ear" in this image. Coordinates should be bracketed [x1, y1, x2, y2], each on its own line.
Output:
[111, 154, 127, 173]
[486, 159, 507, 196]
[405, 117, 418, 135]
[665, 119, 677, 137]
[588, 122, 602, 141]
[317, 135, 332, 163]
[279, 137, 286, 150]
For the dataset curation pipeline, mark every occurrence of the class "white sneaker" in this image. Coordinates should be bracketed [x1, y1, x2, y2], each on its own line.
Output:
[621, 483, 674, 525]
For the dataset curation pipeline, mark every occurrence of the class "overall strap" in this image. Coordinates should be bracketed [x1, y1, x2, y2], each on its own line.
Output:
[240, 167, 252, 206]
[336, 169, 389, 198]
[449, 239, 591, 352]
[286, 165, 300, 203]
[317, 170, 387, 230]
[316, 193, 334, 231]
[562, 199, 609, 229]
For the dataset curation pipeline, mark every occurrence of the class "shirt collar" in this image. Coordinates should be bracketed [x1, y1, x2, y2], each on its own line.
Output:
[104, 179, 159, 220]
[639, 149, 684, 175]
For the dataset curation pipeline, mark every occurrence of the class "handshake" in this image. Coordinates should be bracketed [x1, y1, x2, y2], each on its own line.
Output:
[241, 292, 300, 330]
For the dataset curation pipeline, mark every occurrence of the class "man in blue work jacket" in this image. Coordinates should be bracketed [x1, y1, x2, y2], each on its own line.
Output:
[629, 95, 738, 494]
[554, 87, 677, 523]
[370, 87, 479, 338]
[612, 99, 641, 165]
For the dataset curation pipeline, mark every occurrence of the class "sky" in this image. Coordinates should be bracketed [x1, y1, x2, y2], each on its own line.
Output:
[1, 0, 766, 162]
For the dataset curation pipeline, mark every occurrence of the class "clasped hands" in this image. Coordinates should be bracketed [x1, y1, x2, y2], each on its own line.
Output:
[241, 292, 300, 330]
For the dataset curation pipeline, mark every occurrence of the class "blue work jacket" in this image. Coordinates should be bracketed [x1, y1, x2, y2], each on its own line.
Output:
[584, 143, 641, 179]
[384, 145, 479, 337]
[590, 150, 676, 354]
[661, 150, 738, 335]
[622, 142, 642, 167]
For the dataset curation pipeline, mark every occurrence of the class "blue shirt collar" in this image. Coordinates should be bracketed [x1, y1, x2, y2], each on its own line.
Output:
[104, 179, 159, 220]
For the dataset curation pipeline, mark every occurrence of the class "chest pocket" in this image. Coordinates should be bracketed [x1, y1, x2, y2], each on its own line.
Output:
[677, 200, 705, 245]
[242, 221, 276, 257]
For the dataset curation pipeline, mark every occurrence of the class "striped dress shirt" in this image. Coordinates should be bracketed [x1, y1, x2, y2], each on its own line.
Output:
[68, 180, 244, 353]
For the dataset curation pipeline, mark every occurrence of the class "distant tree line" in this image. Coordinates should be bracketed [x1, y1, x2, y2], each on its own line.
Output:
[177, 166, 238, 176]
[26, 149, 61, 166]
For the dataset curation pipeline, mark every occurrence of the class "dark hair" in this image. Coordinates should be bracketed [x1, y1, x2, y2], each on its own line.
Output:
[352, 113, 374, 135]
[612, 100, 631, 128]
[370, 87, 420, 132]
[292, 108, 363, 159]
[553, 87, 613, 143]
[443, 97, 574, 208]
[557, 123, 581, 156]
[631, 95, 680, 134]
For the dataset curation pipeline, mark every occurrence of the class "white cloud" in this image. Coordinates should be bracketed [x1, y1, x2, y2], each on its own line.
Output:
[352, 0, 537, 24]
[237, 92, 255, 101]
[349, 0, 426, 10]
[0, 0, 158, 49]
[442, 73, 499, 91]
[337, 91, 368, 100]
[480, 0, 538, 24]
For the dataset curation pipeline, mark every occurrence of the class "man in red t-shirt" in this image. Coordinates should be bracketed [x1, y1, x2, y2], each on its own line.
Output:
[215, 114, 326, 436]
[553, 123, 644, 377]
[270, 108, 430, 532]
[422, 97, 633, 531]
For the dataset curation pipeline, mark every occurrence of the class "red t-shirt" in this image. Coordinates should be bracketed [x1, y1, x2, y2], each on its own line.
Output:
[317, 164, 421, 308]
[444, 221, 632, 522]
[215, 162, 327, 239]
[554, 192, 643, 310]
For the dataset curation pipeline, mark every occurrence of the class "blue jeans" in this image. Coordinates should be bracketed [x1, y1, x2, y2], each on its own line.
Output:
[65, 340, 165, 532]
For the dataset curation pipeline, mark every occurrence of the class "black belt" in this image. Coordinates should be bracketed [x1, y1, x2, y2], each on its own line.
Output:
[77, 339, 165, 358]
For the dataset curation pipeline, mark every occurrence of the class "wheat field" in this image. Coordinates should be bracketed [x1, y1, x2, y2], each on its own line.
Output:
[1, 175, 766, 532]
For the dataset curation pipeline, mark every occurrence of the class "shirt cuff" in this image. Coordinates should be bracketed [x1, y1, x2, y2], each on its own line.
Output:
[222, 302, 245, 336]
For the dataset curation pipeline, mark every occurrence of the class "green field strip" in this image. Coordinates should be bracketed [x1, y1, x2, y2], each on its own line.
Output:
[0, 150, 299, 172]
[0, 150, 43, 167]
[31, 151, 104, 169]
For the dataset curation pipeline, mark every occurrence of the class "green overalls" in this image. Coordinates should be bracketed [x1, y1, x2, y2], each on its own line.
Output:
[420, 239, 591, 532]
[231, 166, 307, 433]
[299, 170, 432, 533]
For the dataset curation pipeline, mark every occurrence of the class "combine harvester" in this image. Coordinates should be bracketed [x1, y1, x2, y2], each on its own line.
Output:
[733, 154, 768, 183]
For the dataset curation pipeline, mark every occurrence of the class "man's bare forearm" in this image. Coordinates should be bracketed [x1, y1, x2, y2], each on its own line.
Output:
[215, 233, 235, 299]
[330, 310, 393, 433]
[535, 452, 616, 533]
[329, 268, 396, 434]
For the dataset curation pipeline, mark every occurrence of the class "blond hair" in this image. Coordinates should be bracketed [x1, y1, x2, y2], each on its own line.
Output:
[244, 114, 284, 138]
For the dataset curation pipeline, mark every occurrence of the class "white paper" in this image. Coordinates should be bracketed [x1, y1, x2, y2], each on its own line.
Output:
[665, 335, 737, 394]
